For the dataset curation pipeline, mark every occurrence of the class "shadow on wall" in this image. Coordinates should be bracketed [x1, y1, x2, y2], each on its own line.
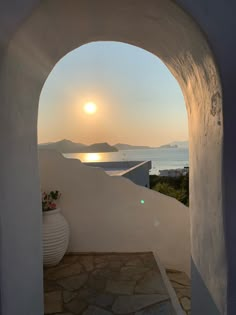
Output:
[192, 260, 221, 315]
[39, 150, 190, 275]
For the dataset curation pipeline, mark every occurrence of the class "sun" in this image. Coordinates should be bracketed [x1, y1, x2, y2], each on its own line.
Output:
[84, 102, 97, 114]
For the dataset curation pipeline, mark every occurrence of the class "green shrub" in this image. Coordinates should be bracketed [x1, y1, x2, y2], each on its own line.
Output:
[150, 173, 189, 206]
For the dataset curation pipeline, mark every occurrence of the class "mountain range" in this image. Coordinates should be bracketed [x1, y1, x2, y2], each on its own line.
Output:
[38, 139, 118, 153]
[38, 139, 188, 153]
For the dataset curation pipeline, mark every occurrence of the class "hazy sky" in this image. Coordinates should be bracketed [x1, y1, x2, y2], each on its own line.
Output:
[38, 41, 188, 146]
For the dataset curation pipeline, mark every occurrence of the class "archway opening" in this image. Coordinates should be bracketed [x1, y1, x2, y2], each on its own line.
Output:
[38, 41, 190, 312]
[38, 41, 188, 176]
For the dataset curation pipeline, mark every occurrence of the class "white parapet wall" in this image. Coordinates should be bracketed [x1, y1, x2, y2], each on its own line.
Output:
[39, 150, 190, 274]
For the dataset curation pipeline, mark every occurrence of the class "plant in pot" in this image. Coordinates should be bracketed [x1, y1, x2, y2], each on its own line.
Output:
[42, 190, 70, 266]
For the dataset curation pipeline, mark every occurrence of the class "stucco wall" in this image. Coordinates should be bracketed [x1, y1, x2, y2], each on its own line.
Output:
[39, 150, 190, 274]
[0, 1, 232, 314]
[121, 161, 151, 188]
[84, 160, 151, 187]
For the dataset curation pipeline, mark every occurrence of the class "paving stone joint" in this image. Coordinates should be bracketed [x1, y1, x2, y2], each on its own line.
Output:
[44, 253, 191, 315]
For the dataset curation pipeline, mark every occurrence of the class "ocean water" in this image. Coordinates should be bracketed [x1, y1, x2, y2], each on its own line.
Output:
[63, 148, 189, 175]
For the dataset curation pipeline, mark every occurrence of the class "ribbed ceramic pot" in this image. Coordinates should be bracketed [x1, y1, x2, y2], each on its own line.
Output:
[43, 209, 70, 266]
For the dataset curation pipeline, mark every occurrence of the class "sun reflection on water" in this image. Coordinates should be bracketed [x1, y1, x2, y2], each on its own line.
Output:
[85, 153, 101, 162]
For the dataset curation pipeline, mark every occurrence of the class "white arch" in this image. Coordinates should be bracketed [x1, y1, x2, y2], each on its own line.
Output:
[0, 1, 225, 314]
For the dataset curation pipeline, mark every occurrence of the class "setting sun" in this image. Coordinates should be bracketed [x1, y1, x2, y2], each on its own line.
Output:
[84, 102, 97, 114]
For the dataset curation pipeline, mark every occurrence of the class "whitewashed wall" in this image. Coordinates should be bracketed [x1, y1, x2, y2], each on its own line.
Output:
[39, 150, 190, 274]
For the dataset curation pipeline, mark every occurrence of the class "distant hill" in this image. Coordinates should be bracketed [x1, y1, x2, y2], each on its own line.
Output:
[169, 141, 189, 148]
[159, 144, 178, 149]
[86, 142, 118, 153]
[38, 139, 118, 153]
[114, 141, 188, 150]
[38, 139, 85, 153]
[114, 143, 152, 150]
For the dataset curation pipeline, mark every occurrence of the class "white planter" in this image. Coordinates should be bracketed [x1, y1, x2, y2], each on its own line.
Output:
[43, 208, 70, 266]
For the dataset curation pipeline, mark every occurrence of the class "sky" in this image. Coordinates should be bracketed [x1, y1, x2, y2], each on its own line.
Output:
[38, 41, 188, 146]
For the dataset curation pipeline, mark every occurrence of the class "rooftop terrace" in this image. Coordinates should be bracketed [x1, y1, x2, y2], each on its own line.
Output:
[83, 161, 152, 187]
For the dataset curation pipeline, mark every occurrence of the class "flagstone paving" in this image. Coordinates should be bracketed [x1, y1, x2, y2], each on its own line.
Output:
[44, 253, 176, 315]
[166, 269, 191, 315]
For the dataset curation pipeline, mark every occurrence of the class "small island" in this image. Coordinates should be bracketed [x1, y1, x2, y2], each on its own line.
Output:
[158, 144, 178, 149]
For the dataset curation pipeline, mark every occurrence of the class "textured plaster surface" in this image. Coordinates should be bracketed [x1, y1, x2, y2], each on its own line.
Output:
[39, 150, 190, 274]
[0, 0, 230, 314]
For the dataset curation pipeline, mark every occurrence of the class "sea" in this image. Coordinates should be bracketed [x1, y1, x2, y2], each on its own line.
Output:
[63, 147, 189, 175]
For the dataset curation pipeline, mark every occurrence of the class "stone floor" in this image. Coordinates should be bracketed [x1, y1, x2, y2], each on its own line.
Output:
[44, 252, 176, 315]
[166, 269, 191, 315]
